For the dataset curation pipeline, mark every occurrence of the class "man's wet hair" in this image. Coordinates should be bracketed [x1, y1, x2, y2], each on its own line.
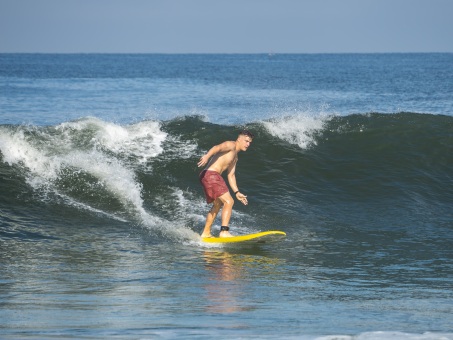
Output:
[239, 130, 254, 139]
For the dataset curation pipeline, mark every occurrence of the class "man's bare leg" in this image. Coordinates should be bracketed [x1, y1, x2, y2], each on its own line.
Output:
[201, 199, 222, 238]
[218, 192, 234, 238]
[201, 193, 235, 238]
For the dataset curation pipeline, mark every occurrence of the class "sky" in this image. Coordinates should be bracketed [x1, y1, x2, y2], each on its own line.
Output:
[1, 0, 452, 53]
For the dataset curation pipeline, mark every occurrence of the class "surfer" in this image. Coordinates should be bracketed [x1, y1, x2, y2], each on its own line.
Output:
[197, 130, 254, 238]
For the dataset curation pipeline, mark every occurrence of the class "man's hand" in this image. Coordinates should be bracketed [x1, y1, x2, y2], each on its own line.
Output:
[236, 192, 248, 205]
[197, 155, 209, 168]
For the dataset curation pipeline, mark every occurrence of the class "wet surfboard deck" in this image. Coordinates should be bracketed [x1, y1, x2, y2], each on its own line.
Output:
[201, 230, 286, 245]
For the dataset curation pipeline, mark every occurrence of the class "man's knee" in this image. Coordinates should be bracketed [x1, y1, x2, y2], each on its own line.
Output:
[216, 193, 234, 209]
[210, 201, 222, 213]
[223, 196, 234, 209]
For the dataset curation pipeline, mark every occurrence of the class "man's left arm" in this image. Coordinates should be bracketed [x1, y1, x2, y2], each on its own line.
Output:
[227, 163, 248, 205]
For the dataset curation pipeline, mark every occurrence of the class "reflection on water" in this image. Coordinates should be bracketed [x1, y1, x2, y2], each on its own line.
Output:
[201, 249, 285, 314]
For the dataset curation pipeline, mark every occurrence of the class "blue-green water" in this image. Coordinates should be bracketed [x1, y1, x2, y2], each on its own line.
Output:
[1, 54, 452, 339]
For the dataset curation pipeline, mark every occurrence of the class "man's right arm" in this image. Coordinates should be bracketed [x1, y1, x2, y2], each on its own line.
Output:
[197, 141, 233, 168]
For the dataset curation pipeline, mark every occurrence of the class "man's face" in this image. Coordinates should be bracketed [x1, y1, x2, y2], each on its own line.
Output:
[239, 135, 253, 151]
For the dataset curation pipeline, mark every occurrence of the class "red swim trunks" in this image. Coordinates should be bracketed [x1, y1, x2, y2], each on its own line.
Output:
[199, 170, 229, 204]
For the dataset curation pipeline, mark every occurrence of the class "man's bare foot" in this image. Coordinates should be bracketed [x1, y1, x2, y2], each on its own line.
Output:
[201, 233, 213, 238]
[219, 231, 234, 238]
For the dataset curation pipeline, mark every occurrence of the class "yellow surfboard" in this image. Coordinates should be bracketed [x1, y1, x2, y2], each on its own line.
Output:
[201, 230, 286, 244]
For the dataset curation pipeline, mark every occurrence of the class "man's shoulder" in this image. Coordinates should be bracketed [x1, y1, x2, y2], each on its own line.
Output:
[219, 140, 236, 150]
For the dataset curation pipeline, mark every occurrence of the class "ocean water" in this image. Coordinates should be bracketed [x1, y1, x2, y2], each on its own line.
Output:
[1, 53, 452, 339]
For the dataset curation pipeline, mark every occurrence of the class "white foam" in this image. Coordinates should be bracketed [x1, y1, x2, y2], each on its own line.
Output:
[262, 110, 331, 149]
[163, 135, 199, 160]
[0, 126, 146, 212]
[0, 122, 197, 242]
[65, 150, 146, 211]
[56, 117, 167, 164]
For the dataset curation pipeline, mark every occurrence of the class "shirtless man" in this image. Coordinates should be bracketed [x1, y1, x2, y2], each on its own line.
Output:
[197, 130, 254, 238]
